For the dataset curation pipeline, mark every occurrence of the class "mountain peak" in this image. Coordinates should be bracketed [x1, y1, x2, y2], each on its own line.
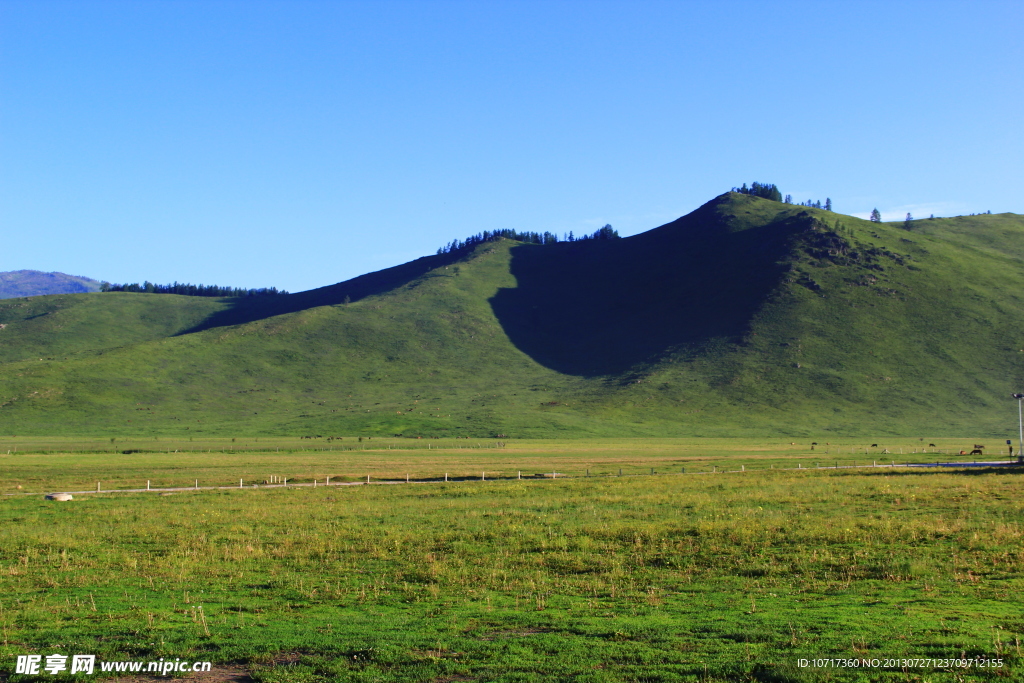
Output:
[0, 270, 102, 299]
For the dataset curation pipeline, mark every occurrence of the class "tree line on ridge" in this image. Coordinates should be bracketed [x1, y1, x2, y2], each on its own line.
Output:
[437, 225, 620, 255]
[100, 282, 288, 297]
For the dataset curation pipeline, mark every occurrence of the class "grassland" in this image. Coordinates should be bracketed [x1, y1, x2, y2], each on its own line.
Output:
[2, 441, 1022, 681]
[0, 437, 1016, 494]
[0, 195, 1021, 439]
[3, 195, 1022, 679]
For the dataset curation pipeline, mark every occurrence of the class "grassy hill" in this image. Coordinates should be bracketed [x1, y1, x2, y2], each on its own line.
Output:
[0, 269, 102, 298]
[1, 193, 1022, 438]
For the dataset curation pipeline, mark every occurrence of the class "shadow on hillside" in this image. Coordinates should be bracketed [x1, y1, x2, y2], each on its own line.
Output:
[489, 208, 796, 377]
[177, 251, 466, 335]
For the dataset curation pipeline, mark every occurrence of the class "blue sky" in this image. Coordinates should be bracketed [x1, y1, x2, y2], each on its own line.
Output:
[2, 0, 1021, 293]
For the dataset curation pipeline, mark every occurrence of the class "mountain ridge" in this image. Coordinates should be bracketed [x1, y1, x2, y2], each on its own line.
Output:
[1, 193, 1022, 438]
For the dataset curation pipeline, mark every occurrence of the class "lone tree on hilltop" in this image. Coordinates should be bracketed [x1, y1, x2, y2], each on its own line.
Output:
[825, 198, 832, 211]
[904, 213, 913, 230]
[870, 208, 882, 222]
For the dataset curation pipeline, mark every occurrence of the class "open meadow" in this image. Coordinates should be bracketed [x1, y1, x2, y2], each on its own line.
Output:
[1, 439, 1022, 682]
[0, 436, 1016, 493]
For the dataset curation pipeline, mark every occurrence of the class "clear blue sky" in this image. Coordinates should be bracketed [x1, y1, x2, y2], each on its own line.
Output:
[2, 0, 1021, 293]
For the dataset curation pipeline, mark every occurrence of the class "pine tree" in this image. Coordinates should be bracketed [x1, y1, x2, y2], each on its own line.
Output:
[870, 208, 882, 223]
[825, 198, 832, 211]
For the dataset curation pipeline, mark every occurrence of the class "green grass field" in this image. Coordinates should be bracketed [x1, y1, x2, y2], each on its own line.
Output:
[2, 194, 1023, 679]
[2, 440, 1021, 681]
[0, 436, 1016, 494]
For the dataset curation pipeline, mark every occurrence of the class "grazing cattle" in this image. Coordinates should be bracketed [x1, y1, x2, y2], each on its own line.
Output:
[959, 450, 966, 455]
[970, 449, 983, 456]
[928, 443, 936, 447]
[870, 444, 878, 448]
[973, 444, 985, 449]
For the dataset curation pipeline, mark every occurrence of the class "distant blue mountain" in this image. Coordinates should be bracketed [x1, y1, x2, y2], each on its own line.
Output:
[0, 270, 103, 298]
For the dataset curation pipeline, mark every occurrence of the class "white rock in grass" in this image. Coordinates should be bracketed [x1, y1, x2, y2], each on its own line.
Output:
[45, 493, 73, 501]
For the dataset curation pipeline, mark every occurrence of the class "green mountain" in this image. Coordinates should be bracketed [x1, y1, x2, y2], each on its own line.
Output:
[1, 193, 1022, 437]
[0, 270, 102, 299]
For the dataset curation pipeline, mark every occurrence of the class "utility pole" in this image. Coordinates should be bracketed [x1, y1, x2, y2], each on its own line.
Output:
[1013, 394, 1024, 463]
